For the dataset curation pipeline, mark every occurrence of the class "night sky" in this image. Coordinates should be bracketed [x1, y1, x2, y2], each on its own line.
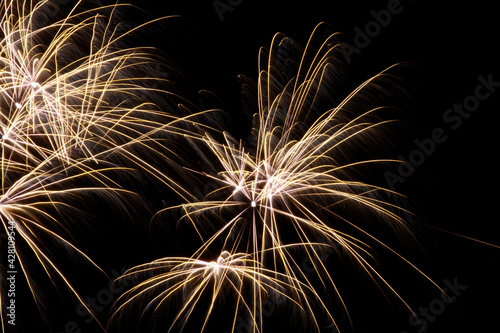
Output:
[12, 1, 500, 332]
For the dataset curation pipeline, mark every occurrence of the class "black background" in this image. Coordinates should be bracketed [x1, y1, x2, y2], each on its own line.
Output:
[14, 1, 500, 333]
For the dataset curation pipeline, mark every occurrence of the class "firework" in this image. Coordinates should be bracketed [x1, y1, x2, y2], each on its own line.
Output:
[0, 0, 209, 163]
[0, 0, 213, 330]
[112, 249, 333, 333]
[1, 149, 127, 328]
[114, 24, 446, 332]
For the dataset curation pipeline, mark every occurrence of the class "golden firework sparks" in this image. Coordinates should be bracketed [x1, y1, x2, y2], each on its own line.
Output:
[0, 0, 211, 330]
[113, 248, 335, 333]
[143, 23, 445, 332]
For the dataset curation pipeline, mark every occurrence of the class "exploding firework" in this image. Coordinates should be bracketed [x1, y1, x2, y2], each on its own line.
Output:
[0, 0, 210, 164]
[113, 249, 333, 333]
[0, 0, 213, 330]
[113, 24, 445, 332]
[0, 149, 130, 329]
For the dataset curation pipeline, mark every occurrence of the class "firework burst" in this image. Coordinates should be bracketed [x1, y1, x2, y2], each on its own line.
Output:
[0, 0, 213, 330]
[113, 249, 330, 333]
[0, 149, 130, 329]
[114, 24, 446, 332]
[0, 0, 207, 164]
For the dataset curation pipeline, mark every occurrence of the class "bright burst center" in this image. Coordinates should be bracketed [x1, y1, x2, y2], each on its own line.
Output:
[208, 261, 221, 275]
